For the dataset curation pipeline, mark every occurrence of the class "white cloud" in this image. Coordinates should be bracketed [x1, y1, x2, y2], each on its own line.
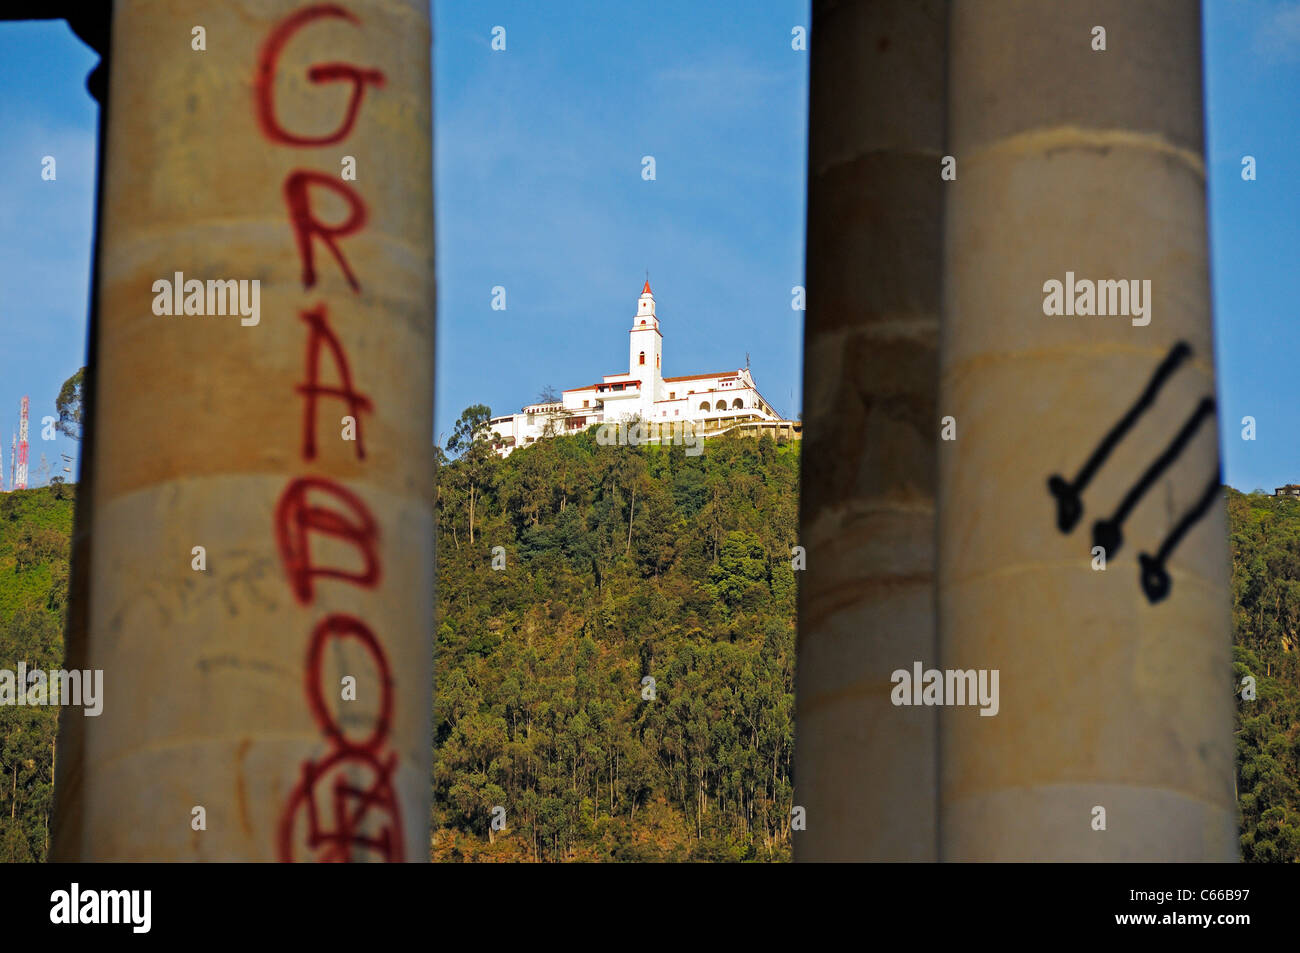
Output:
[1253, 1, 1300, 61]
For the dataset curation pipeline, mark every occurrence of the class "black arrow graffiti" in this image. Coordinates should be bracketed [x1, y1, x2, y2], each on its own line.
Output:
[1048, 341, 1192, 533]
[1138, 470, 1223, 604]
[1091, 396, 1215, 559]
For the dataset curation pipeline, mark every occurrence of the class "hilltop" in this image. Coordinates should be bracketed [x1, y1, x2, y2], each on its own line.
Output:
[433, 427, 800, 861]
[0, 479, 1294, 861]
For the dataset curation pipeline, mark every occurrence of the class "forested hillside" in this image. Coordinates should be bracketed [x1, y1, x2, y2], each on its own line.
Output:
[1227, 488, 1300, 861]
[433, 413, 799, 861]
[0, 472, 1296, 862]
[0, 483, 73, 861]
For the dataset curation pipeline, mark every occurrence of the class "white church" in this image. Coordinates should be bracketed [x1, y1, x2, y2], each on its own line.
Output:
[488, 281, 799, 456]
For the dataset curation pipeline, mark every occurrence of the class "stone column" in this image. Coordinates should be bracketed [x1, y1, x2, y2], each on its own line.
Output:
[51, 0, 435, 861]
[794, 0, 947, 861]
[46, 3, 111, 865]
[938, 0, 1235, 860]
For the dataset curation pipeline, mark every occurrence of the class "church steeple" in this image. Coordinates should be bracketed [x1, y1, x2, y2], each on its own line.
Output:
[635, 280, 657, 328]
[629, 279, 663, 403]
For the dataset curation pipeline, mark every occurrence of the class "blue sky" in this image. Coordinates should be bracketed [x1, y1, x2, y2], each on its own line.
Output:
[432, 0, 810, 442]
[1205, 0, 1300, 491]
[0, 20, 97, 486]
[0, 1, 1295, 490]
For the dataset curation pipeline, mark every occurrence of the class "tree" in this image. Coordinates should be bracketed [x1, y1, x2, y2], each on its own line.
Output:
[444, 405, 496, 545]
[446, 404, 492, 459]
[55, 368, 85, 441]
[708, 531, 767, 611]
[1225, 488, 1300, 861]
[537, 385, 560, 404]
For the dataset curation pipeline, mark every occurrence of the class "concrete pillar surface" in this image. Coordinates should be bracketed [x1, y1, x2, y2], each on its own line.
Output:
[53, 0, 435, 861]
[795, 0, 948, 861]
[938, 0, 1234, 861]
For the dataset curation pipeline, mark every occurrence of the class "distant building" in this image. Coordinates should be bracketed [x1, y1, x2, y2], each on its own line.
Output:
[1275, 485, 1300, 497]
[488, 281, 800, 456]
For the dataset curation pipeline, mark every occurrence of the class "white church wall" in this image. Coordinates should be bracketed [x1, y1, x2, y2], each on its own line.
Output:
[484, 283, 789, 457]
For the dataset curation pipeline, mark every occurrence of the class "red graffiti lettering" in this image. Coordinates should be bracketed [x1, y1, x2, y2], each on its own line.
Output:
[305, 614, 393, 751]
[279, 747, 403, 862]
[285, 171, 366, 292]
[255, 3, 386, 147]
[259, 4, 402, 863]
[297, 305, 373, 460]
[274, 477, 380, 603]
[278, 614, 401, 862]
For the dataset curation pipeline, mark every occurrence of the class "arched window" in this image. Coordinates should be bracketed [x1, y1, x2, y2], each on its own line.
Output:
[640, 320, 646, 326]
[699, 401, 710, 411]
[715, 400, 726, 411]
[732, 398, 744, 409]
[639, 351, 645, 366]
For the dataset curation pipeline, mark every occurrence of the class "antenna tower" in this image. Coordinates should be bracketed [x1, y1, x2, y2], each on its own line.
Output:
[15, 397, 29, 490]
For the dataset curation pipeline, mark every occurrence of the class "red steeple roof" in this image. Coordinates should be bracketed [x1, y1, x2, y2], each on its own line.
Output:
[641, 279, 652, 295]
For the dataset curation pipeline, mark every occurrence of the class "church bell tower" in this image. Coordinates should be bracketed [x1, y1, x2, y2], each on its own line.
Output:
[629, 280, 663, 406]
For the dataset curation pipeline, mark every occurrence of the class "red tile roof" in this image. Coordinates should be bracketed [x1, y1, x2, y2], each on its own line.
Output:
[563, 379, 644, 393]
[663, 371, 738, 383]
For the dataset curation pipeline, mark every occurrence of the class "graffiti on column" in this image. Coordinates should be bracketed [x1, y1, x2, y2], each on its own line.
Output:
[1137, 472, 1224, 603]
[254, 2, 401, 861]
[1047, 340, 1221, 605]
[1090, 397, 1215, 558]
[278, 615, 402, 861]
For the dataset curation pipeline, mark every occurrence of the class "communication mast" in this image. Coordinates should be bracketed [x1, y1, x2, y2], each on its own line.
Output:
[15, 397, 29, 490]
